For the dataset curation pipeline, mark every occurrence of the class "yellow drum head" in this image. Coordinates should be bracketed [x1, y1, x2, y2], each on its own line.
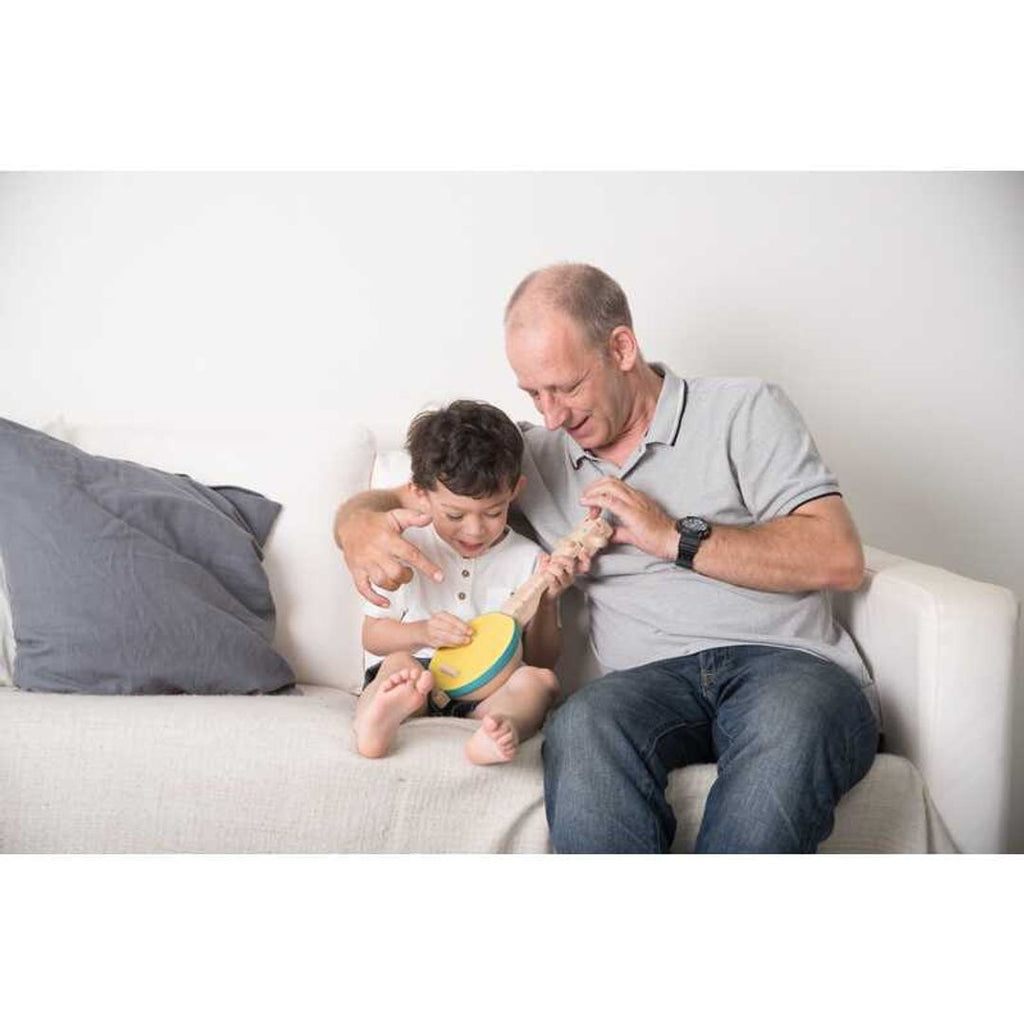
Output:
[429, 612, 522, 697]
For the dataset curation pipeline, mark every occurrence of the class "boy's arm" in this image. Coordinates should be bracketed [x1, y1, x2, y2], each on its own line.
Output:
[362, 616, 429, 657]
[521, 550, 576, 669]
[362, 613, 475, 658]
[522, 593, 561, 669]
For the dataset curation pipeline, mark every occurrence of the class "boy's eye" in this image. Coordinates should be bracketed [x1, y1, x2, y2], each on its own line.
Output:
[445, 513, 464, 521]
[485, 511, 503, 519]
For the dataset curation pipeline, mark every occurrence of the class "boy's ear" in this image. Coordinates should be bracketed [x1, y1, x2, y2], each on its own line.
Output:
[511, 475, 527, 500]
[409, 483, 432, 511]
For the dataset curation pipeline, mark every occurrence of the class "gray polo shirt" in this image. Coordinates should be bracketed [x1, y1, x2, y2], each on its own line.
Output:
[516, 365, 872, 692]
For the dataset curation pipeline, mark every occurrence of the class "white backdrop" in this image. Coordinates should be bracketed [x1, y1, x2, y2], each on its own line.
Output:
[1, 171, 1021, 849]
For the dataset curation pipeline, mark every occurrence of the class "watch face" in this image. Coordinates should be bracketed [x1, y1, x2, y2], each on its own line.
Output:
[678, 516, 710, 538]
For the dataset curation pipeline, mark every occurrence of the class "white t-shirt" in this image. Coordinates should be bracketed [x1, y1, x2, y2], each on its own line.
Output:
[362, 523, 543, 668]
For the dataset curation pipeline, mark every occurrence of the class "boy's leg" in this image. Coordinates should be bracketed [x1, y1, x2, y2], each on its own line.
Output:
[353, 653, 434, 758]
[464, 665, 559, 765]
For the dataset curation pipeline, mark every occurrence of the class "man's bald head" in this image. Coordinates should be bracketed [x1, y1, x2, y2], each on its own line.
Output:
[504, 263, 633, 352]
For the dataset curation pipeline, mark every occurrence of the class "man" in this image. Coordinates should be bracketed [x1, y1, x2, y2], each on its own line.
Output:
[334, 263, 879, 853]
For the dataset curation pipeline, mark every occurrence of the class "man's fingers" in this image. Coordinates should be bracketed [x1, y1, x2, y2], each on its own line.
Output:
[379, 556, 414, 587]
[395, 537, 444, 582]
[390, 507, 433, 531]
[356, 572, 391, 609]
[368, 564, 405, 590]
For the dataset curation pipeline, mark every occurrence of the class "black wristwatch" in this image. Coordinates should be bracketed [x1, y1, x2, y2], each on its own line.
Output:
[674, 516, 712, 570]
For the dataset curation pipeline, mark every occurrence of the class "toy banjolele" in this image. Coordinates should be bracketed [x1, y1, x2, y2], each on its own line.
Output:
[428, 514, 613, 704]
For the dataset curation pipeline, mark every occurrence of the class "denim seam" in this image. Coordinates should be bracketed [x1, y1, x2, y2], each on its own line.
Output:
[843, 709, 878, 792]
[639, 719, 706, 851]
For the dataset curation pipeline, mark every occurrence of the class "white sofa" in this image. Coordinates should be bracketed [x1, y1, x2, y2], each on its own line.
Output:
[1, 420, 1018, 853]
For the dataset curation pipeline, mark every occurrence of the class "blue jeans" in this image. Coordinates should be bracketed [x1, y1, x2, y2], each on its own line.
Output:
[542, 645, 879, 853]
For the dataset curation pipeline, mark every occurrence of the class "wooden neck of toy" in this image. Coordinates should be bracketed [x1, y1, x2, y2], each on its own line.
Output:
[501, 573, 552, 628]
[500, 516, 612, 627]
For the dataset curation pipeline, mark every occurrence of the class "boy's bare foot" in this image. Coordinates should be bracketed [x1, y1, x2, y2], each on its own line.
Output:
[465, 713, 520, 765]
[354, 667, 434, 758]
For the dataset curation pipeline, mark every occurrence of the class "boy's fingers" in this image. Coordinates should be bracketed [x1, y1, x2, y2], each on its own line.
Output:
[436, 612, 469, 628]
[436, 630, 471, 645]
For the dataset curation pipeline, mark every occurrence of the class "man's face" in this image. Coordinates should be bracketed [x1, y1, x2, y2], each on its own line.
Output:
[417, 480, 522, 559]
[505, 308, 626, 452]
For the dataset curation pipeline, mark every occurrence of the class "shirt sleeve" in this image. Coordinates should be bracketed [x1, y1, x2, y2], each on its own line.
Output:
[361, 583, 407, 622]
[730, 382, 842, 521]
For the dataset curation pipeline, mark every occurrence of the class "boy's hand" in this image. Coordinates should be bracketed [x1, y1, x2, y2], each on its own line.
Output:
[539, 552, 576, 600]
[423, 612, 474, 649]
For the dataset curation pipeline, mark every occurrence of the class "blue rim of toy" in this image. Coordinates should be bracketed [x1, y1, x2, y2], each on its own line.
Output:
[442, 621, 522, 698]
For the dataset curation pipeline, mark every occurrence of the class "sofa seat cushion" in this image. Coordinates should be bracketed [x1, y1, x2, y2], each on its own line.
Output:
[0, 686, 954, 853]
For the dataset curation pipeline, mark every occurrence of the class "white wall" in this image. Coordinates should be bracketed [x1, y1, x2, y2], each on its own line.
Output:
[2, 172, 1021, 847]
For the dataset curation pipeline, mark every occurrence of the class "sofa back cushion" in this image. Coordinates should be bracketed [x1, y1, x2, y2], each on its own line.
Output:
[66, 420, 374, 691]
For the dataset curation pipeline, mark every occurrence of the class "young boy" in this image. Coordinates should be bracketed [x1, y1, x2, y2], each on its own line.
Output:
[353, 400, 575, 765]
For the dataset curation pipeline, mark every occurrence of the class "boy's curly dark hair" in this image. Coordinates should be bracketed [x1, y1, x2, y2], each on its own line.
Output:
[406, 400, 524, 499]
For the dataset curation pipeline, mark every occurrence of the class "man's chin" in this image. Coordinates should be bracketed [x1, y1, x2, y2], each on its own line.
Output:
[566, 416, 592, 442]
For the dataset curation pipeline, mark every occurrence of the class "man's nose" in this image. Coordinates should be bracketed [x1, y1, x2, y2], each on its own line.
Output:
[539, 394, 568, 431]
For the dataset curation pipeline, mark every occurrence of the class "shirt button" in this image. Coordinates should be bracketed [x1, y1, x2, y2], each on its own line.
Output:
[461, 569, 470, 578]
[457, 592, 466, 601]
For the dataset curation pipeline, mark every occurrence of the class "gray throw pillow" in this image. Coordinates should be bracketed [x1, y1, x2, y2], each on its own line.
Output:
[0, 417, 295, 695]
[0, 551, 14, 686]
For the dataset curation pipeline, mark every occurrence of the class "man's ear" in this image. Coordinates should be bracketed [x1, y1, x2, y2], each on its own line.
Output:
[609, 326, 639, 371]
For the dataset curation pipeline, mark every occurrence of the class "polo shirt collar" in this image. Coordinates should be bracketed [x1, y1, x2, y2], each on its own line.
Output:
[566, 362, 688, 469]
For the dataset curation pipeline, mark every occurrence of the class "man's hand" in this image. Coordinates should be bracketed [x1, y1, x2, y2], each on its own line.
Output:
[580, 478, 677, 560]
[336, 505, 443, 608]
[421, 612, 474, 649]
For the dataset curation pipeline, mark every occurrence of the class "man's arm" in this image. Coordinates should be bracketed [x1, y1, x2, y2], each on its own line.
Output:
[689, 496, 864, 592]
[580, 480, 864, 593]
[334, 484, 444, 608]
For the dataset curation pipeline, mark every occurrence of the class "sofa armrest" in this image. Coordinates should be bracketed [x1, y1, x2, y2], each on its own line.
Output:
[833, 546, 1019, 852]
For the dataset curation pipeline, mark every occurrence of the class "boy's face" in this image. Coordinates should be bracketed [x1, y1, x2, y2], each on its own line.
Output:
[416, 477, 525, 559]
